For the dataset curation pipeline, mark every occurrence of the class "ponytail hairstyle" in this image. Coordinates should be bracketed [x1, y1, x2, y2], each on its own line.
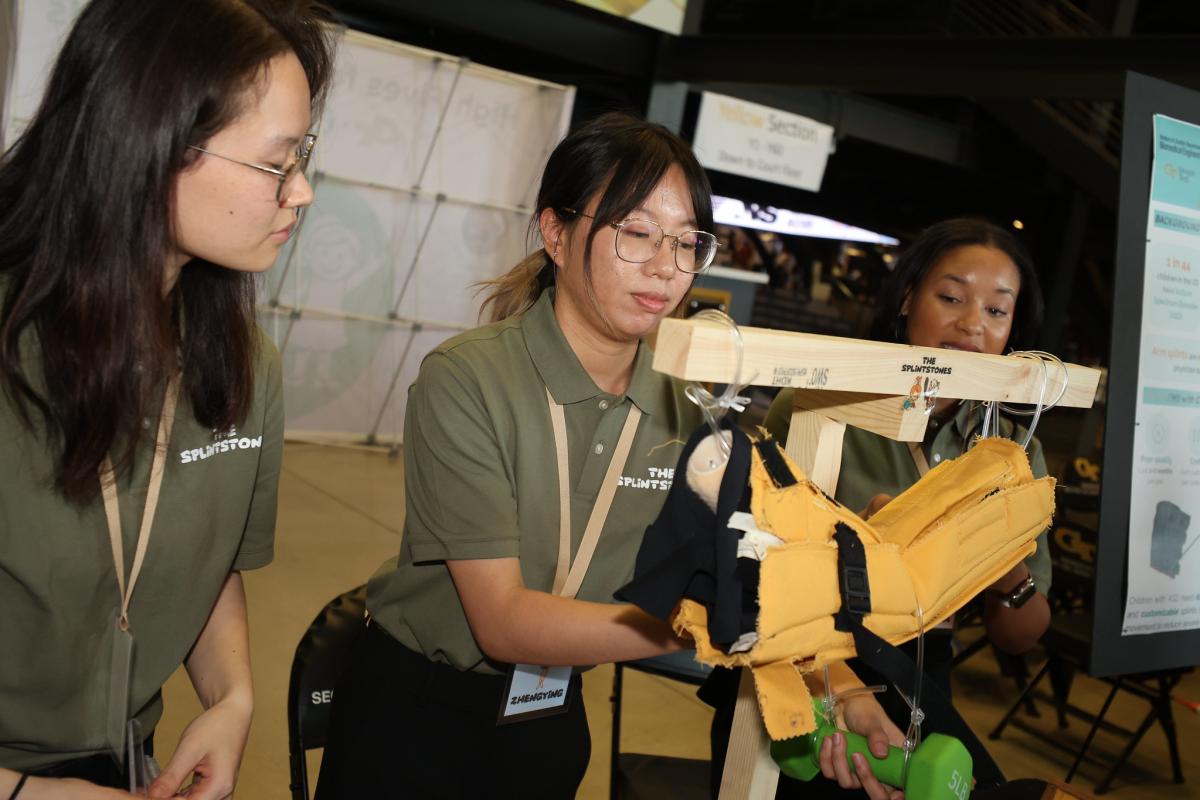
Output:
[0, 0, 336, 503]
[872, 218, 1045, 352]
[479, 111, 713, 323]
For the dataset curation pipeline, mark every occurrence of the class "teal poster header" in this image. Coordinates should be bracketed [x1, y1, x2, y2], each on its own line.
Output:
[1152, 115, 1200, 211]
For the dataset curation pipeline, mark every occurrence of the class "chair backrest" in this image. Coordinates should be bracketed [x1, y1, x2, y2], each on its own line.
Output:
[287, 584, 367, 800]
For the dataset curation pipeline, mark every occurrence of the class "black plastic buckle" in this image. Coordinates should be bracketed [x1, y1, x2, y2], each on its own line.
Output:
[841, 564, 872, 617]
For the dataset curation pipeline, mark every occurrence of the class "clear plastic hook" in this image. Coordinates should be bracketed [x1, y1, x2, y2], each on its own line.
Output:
[969, 351, 1068, 451]
[895, 599, 928, 785]
[1000, 350, 1069, 450]
[683, 310, 756, 465]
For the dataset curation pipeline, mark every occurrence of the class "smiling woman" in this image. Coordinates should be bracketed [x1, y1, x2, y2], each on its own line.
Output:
[749, 218, 1055, 799]
[0, 1, 334, 797]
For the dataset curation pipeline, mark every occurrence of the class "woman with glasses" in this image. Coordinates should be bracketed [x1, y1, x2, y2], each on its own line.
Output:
[317, 112, 902, 800]
[316, 111, 716, 798]
[0, 1, 332, 797]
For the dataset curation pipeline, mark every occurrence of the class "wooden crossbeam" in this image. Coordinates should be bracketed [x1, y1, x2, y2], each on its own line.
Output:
[653, 317, 1102, 408]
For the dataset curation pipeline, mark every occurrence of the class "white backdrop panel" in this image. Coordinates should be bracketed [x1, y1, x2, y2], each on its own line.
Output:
[272, 30, 574, 442]
[316, 33, 572, 209]
[268, 180, 532, 328]
[2, 0, 88, 148]
[259, 311, 450, 444]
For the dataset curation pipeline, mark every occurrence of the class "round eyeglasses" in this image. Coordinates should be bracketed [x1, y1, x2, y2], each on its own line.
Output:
[564, 208, 718, 274]
[187, 133, 317, 204]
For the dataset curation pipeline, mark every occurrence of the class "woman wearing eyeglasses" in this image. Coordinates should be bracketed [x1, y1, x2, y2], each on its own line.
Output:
[0, 1, 332, 798]
[316, 111, 903, 800]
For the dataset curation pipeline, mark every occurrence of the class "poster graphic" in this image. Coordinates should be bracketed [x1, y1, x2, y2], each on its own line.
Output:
[1123, 114, 1200, 635]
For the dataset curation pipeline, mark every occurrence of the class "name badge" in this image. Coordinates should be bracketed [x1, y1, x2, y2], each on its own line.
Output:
[497, 663, 572, 725]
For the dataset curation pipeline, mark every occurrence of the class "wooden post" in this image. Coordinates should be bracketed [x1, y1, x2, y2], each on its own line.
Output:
[719, 406, 849, 800]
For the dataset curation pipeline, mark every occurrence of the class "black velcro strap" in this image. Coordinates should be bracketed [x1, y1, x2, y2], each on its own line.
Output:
[833, 523, 871, 631]
[754, 440, 797, 488]
[829, 522, 1005, 788]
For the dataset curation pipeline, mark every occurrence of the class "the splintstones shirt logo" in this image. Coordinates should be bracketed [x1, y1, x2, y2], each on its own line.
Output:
[179, 426, 263, 464]
[618, 466, 675, 492]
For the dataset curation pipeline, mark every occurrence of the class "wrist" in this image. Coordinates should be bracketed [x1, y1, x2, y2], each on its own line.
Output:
[989, 571, 1037, 609]
[991, 564, 1030, 595]
[211, 686, 254, 718]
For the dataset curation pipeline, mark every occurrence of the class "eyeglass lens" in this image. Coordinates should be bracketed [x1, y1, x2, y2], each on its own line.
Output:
[615, 219, 717, 273]
[277, 136, 316, 203]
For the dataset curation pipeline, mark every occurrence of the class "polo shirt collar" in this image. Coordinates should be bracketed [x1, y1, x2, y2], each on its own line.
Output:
[949, 400, 1010, 443]
[625, 339, 671, 418]
[522, 287, 669, 417]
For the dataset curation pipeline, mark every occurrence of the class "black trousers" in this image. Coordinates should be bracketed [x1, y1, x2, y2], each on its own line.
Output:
[704, 631, 955, 799]
[17, 735, 154, 789]
[315, 621, 591, 799]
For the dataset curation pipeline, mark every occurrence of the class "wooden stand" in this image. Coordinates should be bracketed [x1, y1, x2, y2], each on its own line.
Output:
[649, 317, 1104, 800]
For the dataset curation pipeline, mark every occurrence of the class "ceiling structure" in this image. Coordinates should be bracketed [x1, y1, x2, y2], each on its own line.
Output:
[324, 0, 1200, 359]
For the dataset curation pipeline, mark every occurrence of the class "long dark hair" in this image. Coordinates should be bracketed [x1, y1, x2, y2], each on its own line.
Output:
[872, 218, 1045, 352]
[0, 0, 335, 503]
[479, 111, 714, 322]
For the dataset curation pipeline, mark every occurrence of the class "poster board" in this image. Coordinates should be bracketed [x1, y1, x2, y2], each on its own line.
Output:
[1093, 72, 1200, 676]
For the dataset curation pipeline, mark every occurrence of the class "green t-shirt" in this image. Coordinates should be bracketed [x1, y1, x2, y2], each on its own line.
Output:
[764, 389, 1053, 595]
[367, 289, 702, 675]
[0, 323, 283, 770]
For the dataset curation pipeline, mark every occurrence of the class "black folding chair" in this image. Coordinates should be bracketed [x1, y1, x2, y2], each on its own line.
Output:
[286, 585, 367, 800]
[610, 651, 713, 800]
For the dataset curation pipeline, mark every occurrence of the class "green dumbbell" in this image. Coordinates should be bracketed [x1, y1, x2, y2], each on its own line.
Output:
[771, 698, 973, 800]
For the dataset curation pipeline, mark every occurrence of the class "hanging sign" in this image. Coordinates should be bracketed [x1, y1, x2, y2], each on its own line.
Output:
[692, 91, 834, 193]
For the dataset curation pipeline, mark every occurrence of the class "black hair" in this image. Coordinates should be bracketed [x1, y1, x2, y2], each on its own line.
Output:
[872, 218, 1045, 352]
[0, 0, 336, 502]
[479, 111, 714, 322]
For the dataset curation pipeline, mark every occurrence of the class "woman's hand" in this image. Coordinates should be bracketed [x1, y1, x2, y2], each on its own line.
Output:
[859, 494, 893, 521]
[818, 694, 906, 799]
[147, 694, 252, 800]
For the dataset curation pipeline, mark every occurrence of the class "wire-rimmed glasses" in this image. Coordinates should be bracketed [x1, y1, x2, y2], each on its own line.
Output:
[564, 208, 718, 274]
[187, 133, 317, 204]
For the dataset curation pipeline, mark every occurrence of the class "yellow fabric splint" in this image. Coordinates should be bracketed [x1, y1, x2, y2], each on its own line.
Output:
[672, 437, 1054, 741]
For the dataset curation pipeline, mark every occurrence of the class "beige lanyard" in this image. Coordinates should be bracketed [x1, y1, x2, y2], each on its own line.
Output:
[546, 388, 642, 600]
[100, 374, 181, 631]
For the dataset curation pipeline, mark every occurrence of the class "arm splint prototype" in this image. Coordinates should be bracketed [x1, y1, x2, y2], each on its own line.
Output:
[644, 430, 1053, 742]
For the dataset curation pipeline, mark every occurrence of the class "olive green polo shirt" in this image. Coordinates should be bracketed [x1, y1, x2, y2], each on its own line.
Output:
[0, 322, 282, 770]
[367, 289, 702, 675]
[764, 389, 1053, 595]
